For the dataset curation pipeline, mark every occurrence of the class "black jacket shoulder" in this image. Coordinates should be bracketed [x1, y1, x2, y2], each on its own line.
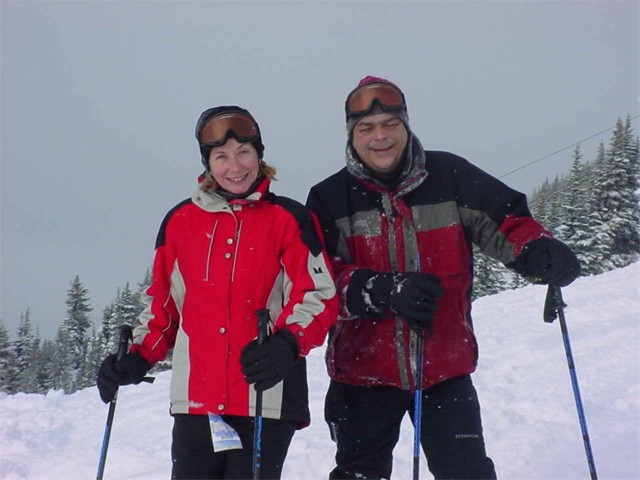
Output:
[265, 192, 323, 256]
[155, 198, 193, 249]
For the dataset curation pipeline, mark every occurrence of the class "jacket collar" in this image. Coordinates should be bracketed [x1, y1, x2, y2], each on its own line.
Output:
[346, 132, 428, 196]
[193, 176, 270, 212]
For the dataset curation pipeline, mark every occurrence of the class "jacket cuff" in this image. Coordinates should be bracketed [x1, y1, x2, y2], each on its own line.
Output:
[506, 237, 543, 277]
[346, 269, 382, 316]
[277, 328, 301, 356]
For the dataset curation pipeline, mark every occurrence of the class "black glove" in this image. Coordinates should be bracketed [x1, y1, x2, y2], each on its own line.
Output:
[240, 329, 300, 392]
[521, 238, 581, 287]
[369, 272, 445, 331]
[97, 352, 152, 403]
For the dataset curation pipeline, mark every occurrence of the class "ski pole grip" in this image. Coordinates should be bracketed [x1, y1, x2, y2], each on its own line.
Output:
[255, 309, 270, 345]
[543, 284, 568, 323]
[116, 325, 133, 361]
[116, 324, 155, 384]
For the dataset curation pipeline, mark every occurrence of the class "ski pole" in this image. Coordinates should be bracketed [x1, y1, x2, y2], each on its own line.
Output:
[412, 253, 425, 480]
[543, 285, 598, 480]
[413, 329, 425, 480]
[253, 308, 270, 480]
[96, 324, 132, 480]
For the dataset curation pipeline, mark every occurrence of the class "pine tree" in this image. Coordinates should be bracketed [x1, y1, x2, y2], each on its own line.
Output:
[530, 179, 552, 226]
[546, 175, 567, 235]
[14, 310, 38, 393]
[560, 145, 599, 275]
[0, 319, 18, 394]
[100, 302, 117, 357]
[134, 269, 152, 318]
[599, 117, 640, 266]
[77, 328, 103, 389]
[104, 284, 138, 355]
[473, 248, 507, 299]
[33, 339, 58, 393]
[60, 276, 93, 371]
[589, 141, 616, 273]
[51, 327, 74, 393]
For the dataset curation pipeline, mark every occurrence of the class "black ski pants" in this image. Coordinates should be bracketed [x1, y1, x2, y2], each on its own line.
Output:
[325, 375, 497, 480]
[171, 414, 296, 480]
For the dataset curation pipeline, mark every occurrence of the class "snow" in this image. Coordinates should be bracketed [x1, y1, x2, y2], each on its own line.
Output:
[1, 263, 638, 479]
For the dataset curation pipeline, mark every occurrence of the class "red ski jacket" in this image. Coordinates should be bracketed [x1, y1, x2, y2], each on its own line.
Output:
[307, 140, 551, 391]
[131, 177, 337, 425]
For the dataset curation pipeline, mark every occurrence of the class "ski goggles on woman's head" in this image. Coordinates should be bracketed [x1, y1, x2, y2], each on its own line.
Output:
[199, 112, 260, 148]
[345, 82, 406, 118]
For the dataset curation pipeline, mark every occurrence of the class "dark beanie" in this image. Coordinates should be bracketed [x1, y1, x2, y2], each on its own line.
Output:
[195, 106, 265, 167]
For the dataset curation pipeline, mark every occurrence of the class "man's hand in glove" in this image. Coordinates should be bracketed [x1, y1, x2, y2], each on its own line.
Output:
[521, 238, 581, 287]
[368, 272, 445, 331]
[240, 329, 300, 392]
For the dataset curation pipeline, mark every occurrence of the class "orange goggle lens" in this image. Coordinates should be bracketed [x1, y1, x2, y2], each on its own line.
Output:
[200, 112, 259, 147]
[345, 83, 406, 116]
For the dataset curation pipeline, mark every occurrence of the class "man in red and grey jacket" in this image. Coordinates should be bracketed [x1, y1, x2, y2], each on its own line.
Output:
[306, 76, 580, 480]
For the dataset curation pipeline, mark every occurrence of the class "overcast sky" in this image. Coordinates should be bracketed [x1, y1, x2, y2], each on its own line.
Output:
[2, 0, 638, 339]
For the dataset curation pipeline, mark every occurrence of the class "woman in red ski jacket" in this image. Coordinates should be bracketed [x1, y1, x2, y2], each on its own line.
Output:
[98, 105, 338, 480]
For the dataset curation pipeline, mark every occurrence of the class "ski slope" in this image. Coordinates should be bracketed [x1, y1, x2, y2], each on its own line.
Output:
[1, 263, 638, 479]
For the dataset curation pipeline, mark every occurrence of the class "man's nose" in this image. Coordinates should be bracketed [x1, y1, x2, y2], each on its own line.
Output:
[372, 125, 387, 140]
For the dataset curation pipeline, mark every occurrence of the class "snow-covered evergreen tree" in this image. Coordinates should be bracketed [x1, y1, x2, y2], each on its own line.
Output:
[599, 117, 640, 266]
[51, 327, 74, 393]
[103, 284, 139, 354]
[134, 268, 152, 319]
[100, 302, 116, 356]
[546, 175, 567, 235]
[60, 276, 93, 371]
[560, 145, 599, 275]
[13, 310, 39, 393]
[588, 141, 616, 273]
[77, 328, 103, 389]
[473, 248, 507, 300]
[530, 179, 552, 227]
[0, 319, 18, 394]
[33, 339, 58, 393]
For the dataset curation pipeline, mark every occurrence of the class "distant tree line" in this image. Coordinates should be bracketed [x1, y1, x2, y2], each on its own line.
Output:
[0, 116, 638, 395]
[473, 115, 639, 298]
[0, 271, 170, 395]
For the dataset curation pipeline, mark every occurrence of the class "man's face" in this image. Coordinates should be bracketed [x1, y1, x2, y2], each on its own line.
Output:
[351, 112, 408, 175]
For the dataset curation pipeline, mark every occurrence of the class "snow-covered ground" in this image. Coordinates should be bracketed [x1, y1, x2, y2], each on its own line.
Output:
[1, 263, 638, 479]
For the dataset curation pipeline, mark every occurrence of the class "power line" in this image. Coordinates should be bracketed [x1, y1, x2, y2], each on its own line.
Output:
[498, 114, 639, 179]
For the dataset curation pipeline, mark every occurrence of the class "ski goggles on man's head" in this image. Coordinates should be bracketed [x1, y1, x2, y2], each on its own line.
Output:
[345, 82, 406, 118]
[199, 112, 260, 148]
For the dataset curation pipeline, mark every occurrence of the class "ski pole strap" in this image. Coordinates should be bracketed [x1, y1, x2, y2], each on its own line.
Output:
[116, 325, 133, 360]
[255, 308, 270, 344]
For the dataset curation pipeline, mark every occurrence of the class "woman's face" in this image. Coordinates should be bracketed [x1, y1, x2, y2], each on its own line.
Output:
[208, 137, 260, 194]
